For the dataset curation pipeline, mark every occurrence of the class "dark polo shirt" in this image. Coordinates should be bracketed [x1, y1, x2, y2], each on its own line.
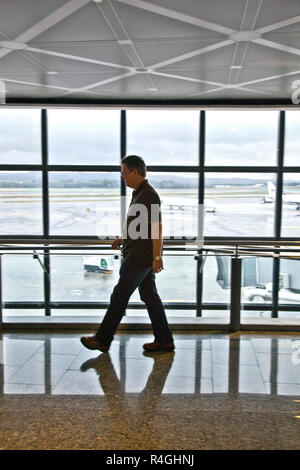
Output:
[121, 179, 162, 267]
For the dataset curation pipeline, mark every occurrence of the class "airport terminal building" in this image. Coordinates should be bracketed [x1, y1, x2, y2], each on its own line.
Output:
[0, 0, 300, 453]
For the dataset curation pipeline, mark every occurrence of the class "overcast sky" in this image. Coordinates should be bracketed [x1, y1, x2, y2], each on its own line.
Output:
[0, 108, 299, 170]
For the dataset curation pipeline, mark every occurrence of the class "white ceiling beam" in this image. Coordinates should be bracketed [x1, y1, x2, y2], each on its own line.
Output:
[25, 45, 133, 71]
[0, 0, 91, 59]
[0, 75, 116, 97]
[227, 0, 264, 84]
[0, 76, 72, 92]
[115, 0, 236, 35]
[95, 0, 157, 92]
[65, 39, 235, 95]
[76, 70, 137, 90]
[252, 38, 300, 57]
[184, 84, 274, 99]
[60, 70, 137, 97]
[151, 70, 273, 96]
[150, 40, 234, 70]
[150, 70, 225, 88]
[256, 14, 300, 34]
[237, 68, 300, 88]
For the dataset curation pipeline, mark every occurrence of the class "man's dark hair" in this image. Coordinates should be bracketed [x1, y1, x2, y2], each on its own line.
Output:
[121, 155, 146, 177]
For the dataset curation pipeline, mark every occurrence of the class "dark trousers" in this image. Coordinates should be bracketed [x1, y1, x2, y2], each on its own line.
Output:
[95, 256, 173, 346]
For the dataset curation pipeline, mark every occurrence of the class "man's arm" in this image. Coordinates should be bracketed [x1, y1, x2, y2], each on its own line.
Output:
[151, 221, 163, 273]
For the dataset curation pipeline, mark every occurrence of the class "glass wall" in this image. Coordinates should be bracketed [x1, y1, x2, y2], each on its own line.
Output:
[205, 110, 278, 166]
[0, 171, 43, 235]
[127, 110, 199, 165]
[0, 108, 299, 323]
[0, 109, 41, 165]
[49, 172, 120, 236]
[204, 173, 276, 237]
[48, 109, 120, 165]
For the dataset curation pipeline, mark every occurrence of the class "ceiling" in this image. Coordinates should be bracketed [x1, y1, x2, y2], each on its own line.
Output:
[1, 0, 300, 106]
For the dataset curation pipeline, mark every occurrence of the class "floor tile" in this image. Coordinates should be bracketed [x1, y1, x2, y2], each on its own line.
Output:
[1, 331, 300, 450]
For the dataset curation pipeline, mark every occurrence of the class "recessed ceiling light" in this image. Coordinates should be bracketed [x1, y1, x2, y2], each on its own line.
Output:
[230, 65, 243, 69]
[93, 0, 103, 3]
[118, 40, 132, 45]
[46, 71, 58, 75]
[148, 88, 157, 91]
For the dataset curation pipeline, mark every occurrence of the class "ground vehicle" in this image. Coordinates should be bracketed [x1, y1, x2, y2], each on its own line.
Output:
[83, 255, 114, 273]
[216, 256, 300, 303]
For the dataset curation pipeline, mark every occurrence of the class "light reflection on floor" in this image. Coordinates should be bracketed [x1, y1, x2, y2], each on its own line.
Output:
[1, 332, 300, 449]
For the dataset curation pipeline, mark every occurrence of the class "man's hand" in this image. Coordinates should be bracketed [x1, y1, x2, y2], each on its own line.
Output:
[112, 237, 123, 249]
[153, 258, 164, 274]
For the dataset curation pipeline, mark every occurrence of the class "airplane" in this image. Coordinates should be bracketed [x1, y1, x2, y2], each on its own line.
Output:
[263, 181, 300, 209]
[161, 199, 216, 214]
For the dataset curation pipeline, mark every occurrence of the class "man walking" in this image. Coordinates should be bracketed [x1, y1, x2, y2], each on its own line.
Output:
[81, 155, 174, 353]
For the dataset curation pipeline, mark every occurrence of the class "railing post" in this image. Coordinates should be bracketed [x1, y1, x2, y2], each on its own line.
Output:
[0, 254, 2, 329]
[230, 251, 241, 332]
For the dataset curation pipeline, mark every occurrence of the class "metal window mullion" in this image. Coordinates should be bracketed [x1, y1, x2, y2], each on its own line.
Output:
[272, 111, 285, 318]
[120, 109, 127, 234]
[120, 110, 126, 314]
[204, 166, 278, 173]
[0, 254, 2, 328]
[41, 109, 50, 316]
[197, 110, 205, 317]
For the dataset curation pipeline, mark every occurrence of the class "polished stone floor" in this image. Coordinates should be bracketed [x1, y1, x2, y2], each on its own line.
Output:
[0, 331, 300, 450]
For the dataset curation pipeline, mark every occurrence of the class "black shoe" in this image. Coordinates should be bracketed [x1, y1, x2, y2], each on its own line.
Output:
[143, 341, 175, 352]
[80, 336, 109, 353]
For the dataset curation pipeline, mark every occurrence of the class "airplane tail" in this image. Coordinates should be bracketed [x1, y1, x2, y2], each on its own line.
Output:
[263, 181, 276, 203]
[267, 181, 276, 196]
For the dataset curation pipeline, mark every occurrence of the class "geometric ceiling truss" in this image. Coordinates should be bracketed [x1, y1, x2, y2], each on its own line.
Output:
[0, 0, 300, 104]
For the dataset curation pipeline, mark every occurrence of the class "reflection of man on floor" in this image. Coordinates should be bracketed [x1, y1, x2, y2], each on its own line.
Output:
[81, 155, 174, 354]
[80, 351, 174, 448]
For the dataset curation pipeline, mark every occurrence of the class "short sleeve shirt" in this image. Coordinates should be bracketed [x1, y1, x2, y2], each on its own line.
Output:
[121, 179, 162, 266]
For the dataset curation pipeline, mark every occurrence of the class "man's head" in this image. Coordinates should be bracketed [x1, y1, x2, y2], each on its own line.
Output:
[121, 155, 146, 189]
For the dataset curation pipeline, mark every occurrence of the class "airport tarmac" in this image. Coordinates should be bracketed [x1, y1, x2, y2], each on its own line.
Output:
[0, 187, 299, 237]
[0, 187, 299, 320]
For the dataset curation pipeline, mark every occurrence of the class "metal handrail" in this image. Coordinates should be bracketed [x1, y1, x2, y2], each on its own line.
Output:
[1, 239, 300, 258]
[0, 238, 300, 245]
[1, 239, 300, 332]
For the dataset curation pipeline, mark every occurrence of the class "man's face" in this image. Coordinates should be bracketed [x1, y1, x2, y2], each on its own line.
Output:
[121, 163, 137, 188]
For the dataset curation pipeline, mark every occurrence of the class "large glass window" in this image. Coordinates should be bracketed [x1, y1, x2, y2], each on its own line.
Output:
[0, 171, 43, 235]
[49, 172, 120, 236]
[284, 111, 300, 166]
[127, 110, 199, 165]
[50, 253, 120, 303]
[48, 109, 120, 165]
[127, 254, 197, 309]
[0, 109, 41, 165]
[281, 174, 300, 237]
[202, 255, 231, 311]
[278, 258, 300, 310]
[205, 110, 278, 166]
[147, 172, 199, 238]
[0, 108, 299, 323]
[2, 254, 44, 302]
[204, 173, 276, 237]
